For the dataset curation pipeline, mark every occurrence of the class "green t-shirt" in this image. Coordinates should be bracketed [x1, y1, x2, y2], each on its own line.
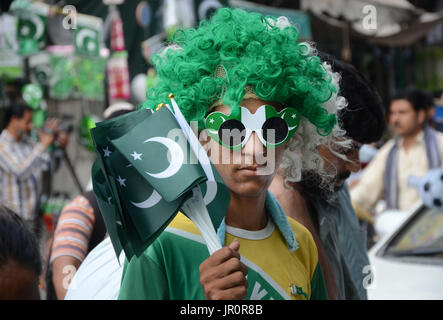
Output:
[118, 211, 328, 300]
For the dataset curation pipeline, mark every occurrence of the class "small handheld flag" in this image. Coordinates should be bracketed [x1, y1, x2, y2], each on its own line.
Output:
[90, 95, 229, 260]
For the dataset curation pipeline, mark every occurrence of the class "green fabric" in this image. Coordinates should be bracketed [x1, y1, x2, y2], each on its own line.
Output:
[119, 246, 170, 300]
[118, 215, 326, 300]
[119, 230, 206, 300]
[119, 228, 295, 300]
[310, 263, 329, 300]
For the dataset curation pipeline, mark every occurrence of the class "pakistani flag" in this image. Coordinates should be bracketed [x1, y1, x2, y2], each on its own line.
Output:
[91, 103, 230, 259]
[74, 14, 102, 57]
[111, 107, 207, 202]
[91, 108, 183, 258]
[15, 2, 49, 55]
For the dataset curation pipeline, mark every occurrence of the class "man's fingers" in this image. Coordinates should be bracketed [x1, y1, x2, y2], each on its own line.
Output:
[202, 244, 241, 268]
[217, 271, 248, 290]
[45, 118, 59, 130]
[228, 239, 240, 252]
[209, 285, 248, 300]
[211, 257, 248, 280]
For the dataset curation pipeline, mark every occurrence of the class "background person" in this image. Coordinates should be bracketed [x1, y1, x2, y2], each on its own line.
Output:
[269, 56, 386, 299]
[0, 102, 63, 239]
[0, 205, 42, 300]
[351, 88, 443, 215]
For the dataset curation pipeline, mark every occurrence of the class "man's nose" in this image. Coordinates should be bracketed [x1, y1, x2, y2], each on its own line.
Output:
[242, 132, 265, 161]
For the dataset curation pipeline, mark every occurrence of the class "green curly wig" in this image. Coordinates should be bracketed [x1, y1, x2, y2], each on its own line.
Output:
[142, 7, 337, 135]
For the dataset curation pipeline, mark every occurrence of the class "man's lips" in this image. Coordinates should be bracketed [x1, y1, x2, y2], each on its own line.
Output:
[236, 164, 269, 176]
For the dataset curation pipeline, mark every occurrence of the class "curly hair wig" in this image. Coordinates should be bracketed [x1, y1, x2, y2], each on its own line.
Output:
[142, 8, 338, 136]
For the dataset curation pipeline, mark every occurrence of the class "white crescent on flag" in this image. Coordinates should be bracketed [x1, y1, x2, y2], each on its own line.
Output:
[76, 28, 97, 51]
[143, 137, 184, 179]
[130, 189, 162, 209]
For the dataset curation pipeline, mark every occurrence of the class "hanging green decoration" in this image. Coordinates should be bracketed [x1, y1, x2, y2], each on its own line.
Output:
[75, 57, 106, 100]
[49, 54, 75, 100]
[32, 108, 46, 129]
[13, 1, 50, 56]
[22, 83, 43, 109]
[74, 14, 103, 57]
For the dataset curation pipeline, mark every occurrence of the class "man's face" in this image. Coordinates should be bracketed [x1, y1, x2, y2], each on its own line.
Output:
[203, 98, 287, 198]
[318, 139, 362, 190]
[389, 99, 425, 137]
[12, 109, 33, 138]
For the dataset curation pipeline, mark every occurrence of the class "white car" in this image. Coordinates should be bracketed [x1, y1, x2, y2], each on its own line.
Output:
[368, 202, 443, 299]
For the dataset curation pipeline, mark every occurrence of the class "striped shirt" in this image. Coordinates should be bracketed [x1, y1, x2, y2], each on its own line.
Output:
[50, 195, 95, 263]
[0, 130, 50, 221]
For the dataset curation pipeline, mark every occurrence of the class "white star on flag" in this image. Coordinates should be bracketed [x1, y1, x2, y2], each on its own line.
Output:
[209, 118, 215, 124]
[292, 114, 296, 119]
[130, 151, 142, 161]
[103, 146, 111, 157]
[117, 176, 126, 187]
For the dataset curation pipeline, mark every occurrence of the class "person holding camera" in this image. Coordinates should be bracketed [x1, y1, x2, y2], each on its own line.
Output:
[0, 102, 68, 239]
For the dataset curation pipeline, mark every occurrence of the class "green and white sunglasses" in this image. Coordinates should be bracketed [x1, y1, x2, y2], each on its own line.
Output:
[204, 104, 300, 150]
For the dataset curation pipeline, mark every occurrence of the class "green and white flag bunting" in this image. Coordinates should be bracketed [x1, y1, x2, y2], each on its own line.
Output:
[74, 14, 103, 57]
[91, 102, 230, 260]
[22, 83, 43, 110]
[15, 1, 49, 55]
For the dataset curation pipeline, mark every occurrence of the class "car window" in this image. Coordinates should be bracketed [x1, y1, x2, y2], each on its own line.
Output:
[385, 207, 443, 257]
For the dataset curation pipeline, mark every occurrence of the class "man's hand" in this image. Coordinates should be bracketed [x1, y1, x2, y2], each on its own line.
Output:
[38, 118, 59, 148]
[199, 240, 248, 300]
[45, 118, 60, 133]
[38, 129, 55, 148]
[56, 130, 69, 149]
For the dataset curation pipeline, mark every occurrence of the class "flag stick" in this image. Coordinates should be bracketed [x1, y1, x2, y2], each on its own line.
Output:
[182, 186, 222, 255]
[167, 94, 223, 255]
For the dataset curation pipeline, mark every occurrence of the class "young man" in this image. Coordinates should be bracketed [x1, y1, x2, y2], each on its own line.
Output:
[351, 88, 443, 213]
[118, 8, 344, 300]
[0, 103, 58, 234]
[269, 56, 386, 300]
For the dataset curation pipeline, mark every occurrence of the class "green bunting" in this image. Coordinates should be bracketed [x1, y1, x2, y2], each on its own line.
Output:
[13, 1, 49, 56]
[74, 14, 103, 57]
